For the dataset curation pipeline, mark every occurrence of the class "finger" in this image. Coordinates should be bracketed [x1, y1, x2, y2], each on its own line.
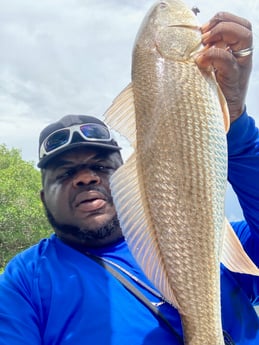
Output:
[201, 12, 252, 33]
[201, 22, 253, 53]
[195, 47, 237, 77]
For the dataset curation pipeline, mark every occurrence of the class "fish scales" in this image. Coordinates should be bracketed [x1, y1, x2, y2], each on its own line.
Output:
[105, 0, 228, 344]
[134, 58, 226, 345]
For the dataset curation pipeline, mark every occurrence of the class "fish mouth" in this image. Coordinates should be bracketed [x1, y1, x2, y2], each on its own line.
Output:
[168, 24, 201, 31]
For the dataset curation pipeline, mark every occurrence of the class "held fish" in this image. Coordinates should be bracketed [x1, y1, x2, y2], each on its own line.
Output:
[104, 1, 259, 344]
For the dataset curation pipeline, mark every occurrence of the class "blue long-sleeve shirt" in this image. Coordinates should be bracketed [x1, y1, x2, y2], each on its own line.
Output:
[1, 110, 259, 344]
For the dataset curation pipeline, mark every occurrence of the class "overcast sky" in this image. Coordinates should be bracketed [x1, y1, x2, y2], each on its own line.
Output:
[1, 0, 259, 220]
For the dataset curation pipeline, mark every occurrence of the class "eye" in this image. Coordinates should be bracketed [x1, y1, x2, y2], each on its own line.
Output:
[91, 165, 113, 173]
[56, 168, 76, 180]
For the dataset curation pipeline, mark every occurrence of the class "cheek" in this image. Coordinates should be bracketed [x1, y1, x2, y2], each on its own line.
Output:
[44, 183, 68, 216]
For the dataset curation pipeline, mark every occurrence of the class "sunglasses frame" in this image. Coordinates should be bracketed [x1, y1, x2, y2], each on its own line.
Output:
[39, 123, 112, 159]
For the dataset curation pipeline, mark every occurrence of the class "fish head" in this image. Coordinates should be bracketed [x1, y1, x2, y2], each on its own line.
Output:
[133, 0, 202, 62]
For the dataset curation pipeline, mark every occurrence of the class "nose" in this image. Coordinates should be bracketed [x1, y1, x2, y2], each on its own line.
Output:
[72, 169, 101, 188]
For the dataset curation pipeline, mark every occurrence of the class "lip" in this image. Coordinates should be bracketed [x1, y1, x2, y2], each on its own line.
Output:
[74, 190, 107, 212]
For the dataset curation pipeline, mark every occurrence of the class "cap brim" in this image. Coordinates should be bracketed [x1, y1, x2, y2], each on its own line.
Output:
[37, 142, 121, 169]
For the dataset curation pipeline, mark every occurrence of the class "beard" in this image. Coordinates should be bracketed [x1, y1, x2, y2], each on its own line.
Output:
[43, 203, 121, 243]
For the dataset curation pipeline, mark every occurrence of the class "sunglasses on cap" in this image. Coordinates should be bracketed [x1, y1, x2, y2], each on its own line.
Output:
[39, 123, 112, 159]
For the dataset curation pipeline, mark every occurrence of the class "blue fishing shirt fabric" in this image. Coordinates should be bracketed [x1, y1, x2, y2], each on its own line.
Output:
[1, 110, 259, 345]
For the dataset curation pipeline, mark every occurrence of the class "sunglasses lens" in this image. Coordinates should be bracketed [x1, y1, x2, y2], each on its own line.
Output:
[44, 129, 70, 152]
[80, 124, 110, 140]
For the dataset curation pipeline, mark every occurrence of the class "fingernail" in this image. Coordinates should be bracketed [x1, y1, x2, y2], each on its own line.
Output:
[201, 31, 211, 43]
[201, 21, 210, 33]
[195, 53, 204, 64]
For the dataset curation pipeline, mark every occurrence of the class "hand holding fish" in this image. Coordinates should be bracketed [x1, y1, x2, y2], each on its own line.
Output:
[196, 12, 253, 123]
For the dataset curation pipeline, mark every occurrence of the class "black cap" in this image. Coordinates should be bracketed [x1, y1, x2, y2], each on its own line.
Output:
[37, 114, 121, 168]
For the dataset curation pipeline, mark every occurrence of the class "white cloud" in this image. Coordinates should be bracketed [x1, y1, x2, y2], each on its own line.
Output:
[0, 0, 258, 220]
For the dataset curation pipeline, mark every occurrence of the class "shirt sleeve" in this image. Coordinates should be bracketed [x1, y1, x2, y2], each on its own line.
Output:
[228, 109, 259, 304]
[227, 109, 259, 235]
[0, 256, 42, 344]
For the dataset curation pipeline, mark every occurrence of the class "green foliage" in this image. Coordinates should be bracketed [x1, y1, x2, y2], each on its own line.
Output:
[0, 144, 51, 270]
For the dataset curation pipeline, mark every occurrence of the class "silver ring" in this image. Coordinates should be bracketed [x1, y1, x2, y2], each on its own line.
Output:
[232, 46, 254, 58]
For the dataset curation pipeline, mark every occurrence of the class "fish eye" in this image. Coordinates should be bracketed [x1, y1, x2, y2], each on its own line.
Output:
[159, 2, 168, 9]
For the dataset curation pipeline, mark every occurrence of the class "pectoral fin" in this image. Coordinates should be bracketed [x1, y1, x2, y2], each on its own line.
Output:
[104, 82, 136, 145]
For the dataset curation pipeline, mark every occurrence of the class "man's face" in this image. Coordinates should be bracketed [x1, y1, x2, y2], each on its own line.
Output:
[41, 147, 123, 247]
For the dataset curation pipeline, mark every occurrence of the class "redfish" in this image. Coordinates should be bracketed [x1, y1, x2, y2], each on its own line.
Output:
[104, 1, 259, 344]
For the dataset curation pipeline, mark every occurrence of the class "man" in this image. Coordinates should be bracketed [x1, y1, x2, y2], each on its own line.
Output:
[0, 12, 258, 345]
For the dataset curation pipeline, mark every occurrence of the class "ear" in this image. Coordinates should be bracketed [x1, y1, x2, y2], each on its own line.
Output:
[40, 189, 45, 204]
